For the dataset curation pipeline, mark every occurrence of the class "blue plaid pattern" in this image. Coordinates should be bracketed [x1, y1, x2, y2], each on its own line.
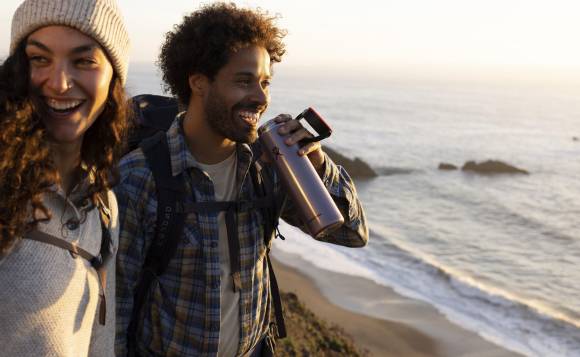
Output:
[115, 114, 368, 356]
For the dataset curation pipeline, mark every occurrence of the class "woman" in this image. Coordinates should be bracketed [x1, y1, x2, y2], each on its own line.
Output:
[0, 0, 130, 356]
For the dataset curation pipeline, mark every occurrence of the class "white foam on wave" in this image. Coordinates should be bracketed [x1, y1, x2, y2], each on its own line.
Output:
[274, 221, 580, 357]
[273, 222, 376, 281]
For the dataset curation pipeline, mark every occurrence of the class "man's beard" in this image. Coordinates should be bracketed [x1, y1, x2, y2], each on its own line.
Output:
[204, 89, 264, 144]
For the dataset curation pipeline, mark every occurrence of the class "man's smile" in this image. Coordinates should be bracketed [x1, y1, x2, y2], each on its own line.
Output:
[237, 109, 260, 126]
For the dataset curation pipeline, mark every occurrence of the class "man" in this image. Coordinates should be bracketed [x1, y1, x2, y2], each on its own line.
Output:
[115, 3, 368, 356]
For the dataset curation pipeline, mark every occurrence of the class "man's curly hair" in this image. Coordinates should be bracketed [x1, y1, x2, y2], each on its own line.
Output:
[159, 2, 287, 105]
[0, 42, 129, 256]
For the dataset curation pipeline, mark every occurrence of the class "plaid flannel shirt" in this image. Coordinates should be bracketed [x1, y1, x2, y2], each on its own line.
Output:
[115, 114, 368, 356]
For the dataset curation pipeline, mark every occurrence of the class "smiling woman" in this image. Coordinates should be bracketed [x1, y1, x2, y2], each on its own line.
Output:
[0, 0, 130, 356]
[25, 26, 115, 150]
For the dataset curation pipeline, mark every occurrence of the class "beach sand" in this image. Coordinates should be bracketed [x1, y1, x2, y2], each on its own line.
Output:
[271, 250, 523, 357]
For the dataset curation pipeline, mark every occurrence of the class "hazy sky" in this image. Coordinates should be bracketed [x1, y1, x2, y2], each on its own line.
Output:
[2, 0, 580, 78]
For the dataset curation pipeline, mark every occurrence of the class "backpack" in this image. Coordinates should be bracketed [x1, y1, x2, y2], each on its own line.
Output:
[125, 95, 287, 355]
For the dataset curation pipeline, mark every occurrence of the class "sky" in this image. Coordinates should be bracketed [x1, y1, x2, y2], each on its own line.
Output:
[2, 0, 580, 81]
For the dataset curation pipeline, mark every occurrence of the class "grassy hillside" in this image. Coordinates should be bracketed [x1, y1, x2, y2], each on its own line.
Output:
[276, 292, 369, 357]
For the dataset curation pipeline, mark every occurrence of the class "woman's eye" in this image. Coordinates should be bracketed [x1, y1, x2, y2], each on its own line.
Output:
[28, 55, 48, 65]
[262, 80, 271, 88]
[77, 58, 97, 66]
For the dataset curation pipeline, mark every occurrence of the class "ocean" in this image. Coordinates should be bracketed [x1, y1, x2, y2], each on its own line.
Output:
[127, 63, 580, 357]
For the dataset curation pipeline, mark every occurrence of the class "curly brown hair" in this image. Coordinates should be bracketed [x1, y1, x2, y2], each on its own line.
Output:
[159, 2, 287, 105]
[0, 41, 129, 256]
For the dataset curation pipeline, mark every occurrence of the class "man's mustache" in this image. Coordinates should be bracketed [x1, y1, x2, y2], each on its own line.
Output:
[233, 102, 267, 113]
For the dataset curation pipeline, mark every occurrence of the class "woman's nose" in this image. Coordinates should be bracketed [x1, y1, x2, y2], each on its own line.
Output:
[46, 63, 73, 94]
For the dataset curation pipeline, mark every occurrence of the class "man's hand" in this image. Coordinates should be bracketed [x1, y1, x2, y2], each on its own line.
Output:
[270, 114, 325, 172]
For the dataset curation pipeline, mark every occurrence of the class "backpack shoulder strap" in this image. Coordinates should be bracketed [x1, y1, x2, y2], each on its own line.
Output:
[94, 191, 113, 325]
[127, 131, 187, 356]
[25, 230, 97, 261]
[249, 160, 287, 338]
[140, 131, 186, 274]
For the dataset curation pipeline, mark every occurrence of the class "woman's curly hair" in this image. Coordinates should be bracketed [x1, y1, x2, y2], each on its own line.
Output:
[159, 2, 287, 105]
[0, 41, 129, 256]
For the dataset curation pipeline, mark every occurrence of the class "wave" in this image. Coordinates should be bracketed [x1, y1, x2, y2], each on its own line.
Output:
[420, 176, 579, 245]
[274, 222, 580, 357]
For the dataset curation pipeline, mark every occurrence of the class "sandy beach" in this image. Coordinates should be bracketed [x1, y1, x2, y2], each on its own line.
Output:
[272, 250, 522, 357]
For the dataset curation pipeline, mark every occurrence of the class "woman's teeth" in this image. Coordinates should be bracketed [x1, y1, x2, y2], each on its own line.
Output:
[46, 98, 84, 112]
[239, 110, 259, 125]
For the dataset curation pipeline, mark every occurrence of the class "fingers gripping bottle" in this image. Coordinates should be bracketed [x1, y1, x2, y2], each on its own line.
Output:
[258, 108, 344, 238]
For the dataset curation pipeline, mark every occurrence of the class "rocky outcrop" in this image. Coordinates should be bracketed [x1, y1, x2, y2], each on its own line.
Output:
[322, 146, 377, 178]
[461, 160, 529, 175]
[438, 163, 458, 171]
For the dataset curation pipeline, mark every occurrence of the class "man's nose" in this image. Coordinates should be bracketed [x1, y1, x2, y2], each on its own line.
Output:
[251, 83, 269, 106]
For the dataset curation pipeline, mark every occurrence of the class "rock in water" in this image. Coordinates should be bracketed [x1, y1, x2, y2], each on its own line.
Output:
[461, 160, 529, 175]
[322, 146, 377, 178]
[438, 163, 458, 170]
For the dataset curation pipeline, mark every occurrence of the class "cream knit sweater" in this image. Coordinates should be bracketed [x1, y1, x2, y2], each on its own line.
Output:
[0, 189, 118, 357]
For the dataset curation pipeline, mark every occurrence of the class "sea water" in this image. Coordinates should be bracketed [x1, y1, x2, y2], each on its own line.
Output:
[127, 63, 580, 357]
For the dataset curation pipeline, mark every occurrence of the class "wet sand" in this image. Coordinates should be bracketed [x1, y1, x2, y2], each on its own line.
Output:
[272, 250, 522, 357]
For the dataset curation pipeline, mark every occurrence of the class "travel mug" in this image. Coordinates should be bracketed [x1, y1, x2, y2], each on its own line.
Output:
[258, 108, 344, 238]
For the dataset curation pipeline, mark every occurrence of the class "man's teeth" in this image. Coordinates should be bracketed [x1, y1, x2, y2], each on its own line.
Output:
[239, 110, 259, 124]
[46, 98, 83, 111]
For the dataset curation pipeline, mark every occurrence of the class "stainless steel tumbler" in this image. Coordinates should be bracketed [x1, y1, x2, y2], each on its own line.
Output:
[258, 116, 344, 238]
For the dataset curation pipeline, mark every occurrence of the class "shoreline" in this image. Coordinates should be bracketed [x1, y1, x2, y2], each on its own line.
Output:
[271, 249, 522, 357]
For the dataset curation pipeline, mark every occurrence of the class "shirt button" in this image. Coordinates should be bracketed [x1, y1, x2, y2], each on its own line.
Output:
[66, 220, 80, 231]
[210, 242, 217, 248]
[212, 281, 220, 289]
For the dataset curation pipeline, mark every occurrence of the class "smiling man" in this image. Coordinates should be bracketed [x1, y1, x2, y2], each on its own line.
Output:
[115, 3, 368, 356]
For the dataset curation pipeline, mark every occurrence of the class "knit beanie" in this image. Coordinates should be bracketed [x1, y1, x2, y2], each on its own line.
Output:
[10, 0, 130, 85]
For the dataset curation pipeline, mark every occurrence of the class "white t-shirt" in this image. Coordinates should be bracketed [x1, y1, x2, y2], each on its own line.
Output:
[195, 151, 240, 357]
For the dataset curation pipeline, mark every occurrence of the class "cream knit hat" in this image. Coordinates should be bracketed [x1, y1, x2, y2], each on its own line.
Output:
[10, 0, 130, 85]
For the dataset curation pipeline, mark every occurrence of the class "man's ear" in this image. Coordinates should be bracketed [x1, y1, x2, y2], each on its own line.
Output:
[188, 74, 208, 97]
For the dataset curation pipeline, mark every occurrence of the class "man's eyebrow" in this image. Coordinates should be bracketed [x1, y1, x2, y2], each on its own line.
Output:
[234, 71, 272, 79]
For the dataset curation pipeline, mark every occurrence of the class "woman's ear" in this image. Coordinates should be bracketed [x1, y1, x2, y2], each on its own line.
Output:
[188, 74, 208, 98]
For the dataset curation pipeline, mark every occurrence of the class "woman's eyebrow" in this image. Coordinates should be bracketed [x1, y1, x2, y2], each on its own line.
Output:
[25, 40, 98, 55]
[26, 39, 51, 52]
[70, 44, 99, 54]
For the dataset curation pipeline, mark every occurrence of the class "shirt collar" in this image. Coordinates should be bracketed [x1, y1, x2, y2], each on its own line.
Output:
[167, 112, 255, 178]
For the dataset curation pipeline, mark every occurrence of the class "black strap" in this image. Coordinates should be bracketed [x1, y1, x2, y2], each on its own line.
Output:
[127, 132, 186, 356]
[250, 163, 287, 338]
[266, 254, 286, 338]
